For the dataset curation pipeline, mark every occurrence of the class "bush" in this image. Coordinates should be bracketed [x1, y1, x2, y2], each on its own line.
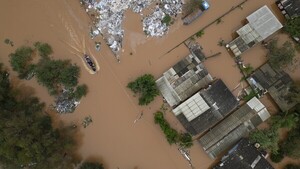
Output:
[80, 162, 104, 169]
[162, 14, 172, 26]
[285, 164, 300, 169]
[249, 128, 279, 153]
[74, 84, 88, 100]
[196, 30, 204, 38]
[154, 111, 193, 147]
[127, 74, 159, 105]
[284, 16, 300, 38]
[270, 148, 284, 163]
[282, 127, 300, 158]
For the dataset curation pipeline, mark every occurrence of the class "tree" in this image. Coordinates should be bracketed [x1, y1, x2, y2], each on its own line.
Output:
[9, 46, 35, 79]
[285, 164, 300, 169]
[249, 128, 280, 153]
[127, 74, 159, 105]
[267, 40, 296, 69]
[178, 133, 193, 148]
[271, 113, 299, 129]
[162, 14, 172, 26]
[284, 16, 300, 38]
[80, 162, 104, 169]
[35, 59, 79, 95]
[282, 126, 300, 158]
[285, 83, 300, 103]
[195, 30, 204, 38]
[270, 148, 284, 163]
[0, 64, 79, 168]
[34, 42, 53, 58]
[74, 84, 88, 100]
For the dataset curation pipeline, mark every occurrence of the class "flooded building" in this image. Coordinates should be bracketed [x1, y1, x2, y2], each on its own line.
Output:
[156, 53, 213, 107]
[213, 138, 274, 169]
[276, 0, 300, 19]
[247, 63, 297, 112]
[198, 97, 271, 159]
[226, 5, 283, 57]
[172, 79, 238, 135]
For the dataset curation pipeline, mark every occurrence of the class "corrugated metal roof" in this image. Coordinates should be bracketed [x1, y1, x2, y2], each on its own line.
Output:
[173, 93, 210, 121]
[247, 5, 283, 40]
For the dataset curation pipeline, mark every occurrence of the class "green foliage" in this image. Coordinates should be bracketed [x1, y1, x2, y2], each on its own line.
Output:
[162, 14, 172, 26]
[282, 126, 300, 158]
[73, 84, 88, 100]
[249, 128, 279, 153]
[127, 74, 159, 105]
[271, 113, 299, 129]
[285, 164, 300, 169]
[178, 133, 193, 148]
[34, 42, 53, 58]
[267, 40, 296, 69]
[196, 30, 204, 38]
[154, 112, 193, 147]
[35, 59, 79, 95]
[80, 162, 104, 169]
[284, 16, 300, 38]
[285, 83, 300, 103]
[0, 65, 78, 168]
[243, 90, 257, 102]
[9, 46, 35, 79]
[270, 148, 284, 163]
[242, 64, 254, 76]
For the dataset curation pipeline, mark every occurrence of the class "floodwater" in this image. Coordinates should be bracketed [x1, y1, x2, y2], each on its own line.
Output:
[0, 0, 299, 169]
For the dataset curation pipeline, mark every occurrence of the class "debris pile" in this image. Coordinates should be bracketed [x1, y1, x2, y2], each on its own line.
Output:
[142, 0, 182, 37]
[143, 8, 168, 37]
[81, 0, 183, 57]
[131, 0, 154, 13]
[82, 116, 93, 128]
[54, 89, 80, 114]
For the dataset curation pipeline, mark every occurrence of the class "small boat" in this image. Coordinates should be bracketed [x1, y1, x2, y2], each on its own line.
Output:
[84, 54, 97, 72]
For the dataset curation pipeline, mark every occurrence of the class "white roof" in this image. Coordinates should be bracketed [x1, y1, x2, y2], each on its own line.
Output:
[173, 93, 210, 122]
[247, 97, 271, 121]
[246, 5, 283, 40]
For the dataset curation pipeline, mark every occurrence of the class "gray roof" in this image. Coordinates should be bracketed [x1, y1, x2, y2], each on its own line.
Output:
[214, 138, 274, 169]
[247, 63, 296, 111]
[198, 97, 270, 159]
[156, 54, 213, 107]
[277, 0, 300, 18]
[174, 79, 238, 135]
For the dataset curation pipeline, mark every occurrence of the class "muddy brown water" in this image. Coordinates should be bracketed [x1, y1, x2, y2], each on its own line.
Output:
[1, 0, 299, 169]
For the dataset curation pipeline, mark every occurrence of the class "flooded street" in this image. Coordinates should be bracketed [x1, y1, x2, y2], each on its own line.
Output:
[0, 0, 299, 169]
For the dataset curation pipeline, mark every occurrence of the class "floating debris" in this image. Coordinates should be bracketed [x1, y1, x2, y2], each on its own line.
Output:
[82, 115, 93, 128]
[54, 89, 80, 114]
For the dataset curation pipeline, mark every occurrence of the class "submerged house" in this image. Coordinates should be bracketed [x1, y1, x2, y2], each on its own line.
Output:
[276, 0, 300, 19]
[247, 63, 296, 112]
[213, 138, 274, 169]
[226, 5, 283, 57]
[156, 53, 213, 108]
[198, 97, 271, 159]
[172, 79, 238, 136]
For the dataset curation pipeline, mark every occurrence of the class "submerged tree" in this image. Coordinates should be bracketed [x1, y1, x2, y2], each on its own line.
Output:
[127, 74, 159, 105]
[34, 41, 53, 58]
[0, 64, 79, 168]
[9, 46, 35, 79]
[267, 40, 296, 69]
[80, 162, 104, 169]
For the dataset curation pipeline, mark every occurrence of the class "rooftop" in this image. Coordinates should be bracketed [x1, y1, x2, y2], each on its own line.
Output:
[174, 79, 238, 135]
[247, 63, 296, 111]
[156, 53, 213, 107]
[277, 0, 300, 19]
[227, 5, 282, 56]
[213, 138, 274, 169]
[198, 97, 270, 159]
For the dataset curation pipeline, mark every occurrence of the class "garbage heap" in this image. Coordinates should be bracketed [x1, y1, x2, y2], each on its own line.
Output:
[142, 0, 183, 37]
[81, 0, 182, 56]
[54, 89, 80, 114]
